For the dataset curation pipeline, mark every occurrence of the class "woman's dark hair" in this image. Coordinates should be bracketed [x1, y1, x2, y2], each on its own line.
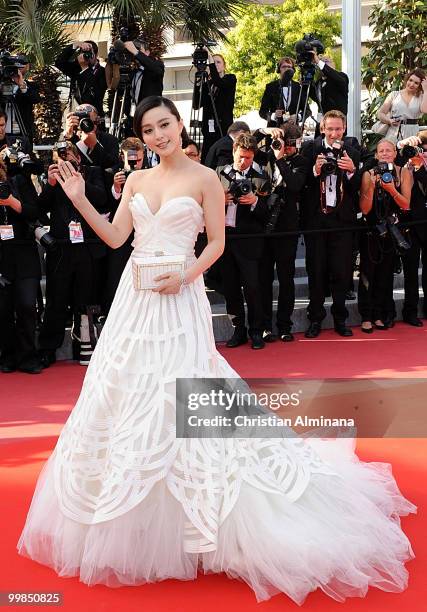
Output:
[133, 96, 181, 141]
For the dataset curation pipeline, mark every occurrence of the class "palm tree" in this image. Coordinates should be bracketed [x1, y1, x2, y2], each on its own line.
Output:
[1, 0, 70, 142]
[62, 0, 247, 59]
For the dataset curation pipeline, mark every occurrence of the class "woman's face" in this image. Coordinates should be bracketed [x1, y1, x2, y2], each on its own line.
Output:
[405, 74, 421, 95]
[140, 105, 183, 157]
[376, 141, 397, 164]
[213, 55, 225, 74]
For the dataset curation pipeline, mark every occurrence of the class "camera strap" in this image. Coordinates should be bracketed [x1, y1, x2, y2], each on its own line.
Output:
[320, 174, 343, 214]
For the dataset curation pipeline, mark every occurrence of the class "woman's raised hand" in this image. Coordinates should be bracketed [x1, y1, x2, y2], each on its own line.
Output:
[56, 160, 86, 205]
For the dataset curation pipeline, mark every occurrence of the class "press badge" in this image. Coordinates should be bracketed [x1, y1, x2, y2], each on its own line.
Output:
[69, 221, 84, 243]
[0, 224, 14, 240]
[130, 102, 136, 117]
[208, 119, 215, 133]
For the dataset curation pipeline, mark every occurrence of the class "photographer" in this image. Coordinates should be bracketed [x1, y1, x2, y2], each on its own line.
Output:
[358, 139, 411, 332]
[259, 124, 309, 342]
[217, 133, 271, 350]
[0, 54, 40, 144]
[398, 131, 427, 325]
[300, 109, 360, 338]
[259, 57, 308, 127]
[63, 103, 120, 169]
[104, 137, 145, 311]
[55, 41, 107, 116]
[0, 110, 31, 154]
[309, 53, 349, 118]
[37, 142, 109, 367]
[195, 51, 237, 163]
[0, 155, 42, 373]
[204, 121, 250, 169]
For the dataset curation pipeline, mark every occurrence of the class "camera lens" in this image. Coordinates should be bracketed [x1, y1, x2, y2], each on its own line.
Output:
[79, 117, 95, 133]
[271, 139, 283, 150]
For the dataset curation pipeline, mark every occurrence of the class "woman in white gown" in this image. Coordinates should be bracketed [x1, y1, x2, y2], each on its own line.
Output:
[18, 96, 416, 605]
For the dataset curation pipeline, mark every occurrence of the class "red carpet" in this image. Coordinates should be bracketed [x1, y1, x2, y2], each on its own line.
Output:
[1, 322, 426, 611]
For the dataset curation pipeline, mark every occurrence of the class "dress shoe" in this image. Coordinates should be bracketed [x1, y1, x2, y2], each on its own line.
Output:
[403, 316, 423, 327]
[279, 329, 294, 342]
[334, 323, 353, 337]
[18, 362, 42, 374]
[39, 351, 56, 368]
[1, 362, 16, 373]
[305, 322, 321, 338]
[251, 334, 265, 350]
[262, 331, 277, 343]
[361, 324, 374, 334]
[226, 329, 248, 348]
[382, 318, 394, 329]
[345, 290, 356, 301]
[373, 321, 387, 330]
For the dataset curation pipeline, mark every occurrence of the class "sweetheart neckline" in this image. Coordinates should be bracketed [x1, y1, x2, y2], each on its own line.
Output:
[132, 193, 203, 217]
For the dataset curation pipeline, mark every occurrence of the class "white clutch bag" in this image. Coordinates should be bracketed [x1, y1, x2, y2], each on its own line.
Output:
[131, 252, 186, 290]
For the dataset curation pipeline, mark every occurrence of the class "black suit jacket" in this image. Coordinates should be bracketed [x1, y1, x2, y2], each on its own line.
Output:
[0, 175, 41, 280]
[264, 153, 310, 232]
[13, 81, 40, 144]
[300, 136, 361, 229]
[195, 63, 236, 136]
[259, 80, 307, 125]
[408, 166, 427, 242]
[217, 165, 270, 258]
[132, 52, 164, 101]
[55, 45, 107, 115]
[205, 135, 234, 169]
[310, 65, 349, 115]
[38, 166, 109, 252]
[68, 130, 120, 169]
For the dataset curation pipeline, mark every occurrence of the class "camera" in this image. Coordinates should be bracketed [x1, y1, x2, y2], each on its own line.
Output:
[320, 140, 343, 177]
[1, 141, 43, 176]
[373, 162, 394, 184]
[400, 144, 424, 164]
[54, 141, 69, 160]
[375, 215, 410, 251]
[271, 137, 299, 151]
[295, 34, 324, 83]
[28, 221, 57, 252]
[72, 111, 95, 133]
[122, 149, 139, 177]
[221, 165, 253, 202]
[75, 47, 94, 62]
[192, 40, 217, 71]
[0, 181, 11, 199]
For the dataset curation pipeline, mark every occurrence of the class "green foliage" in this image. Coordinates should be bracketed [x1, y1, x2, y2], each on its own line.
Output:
[361, 0, 427, 130]
[222, 0, 341, 116]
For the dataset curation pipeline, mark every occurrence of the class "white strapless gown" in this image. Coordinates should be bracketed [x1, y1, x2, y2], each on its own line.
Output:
[18, 195, 416, 604]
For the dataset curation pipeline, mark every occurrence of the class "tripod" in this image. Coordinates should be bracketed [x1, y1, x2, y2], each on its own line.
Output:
[108, 69, 133, 140]
[294, 77, 312, 130]
[190, 67, 223, 151]
[0, 87, 28, 138]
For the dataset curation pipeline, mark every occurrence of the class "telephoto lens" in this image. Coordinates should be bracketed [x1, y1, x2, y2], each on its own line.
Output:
[271, 139, 283, 150]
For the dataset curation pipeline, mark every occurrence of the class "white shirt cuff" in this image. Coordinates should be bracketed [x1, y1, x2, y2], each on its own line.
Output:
[250, 197, 259, 211]
[111, 185, 121, 200]
[318, 60, 325, 70]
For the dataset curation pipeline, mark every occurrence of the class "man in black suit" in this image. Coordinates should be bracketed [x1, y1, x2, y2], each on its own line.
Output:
[37, 142, 110, 367]
[204, 121, 250, 169]
[55, 41, 107, 116]
[217, 133, 271, 350]
[259, 57, 308, 127]
[259, 123, 309, 342]
[300, 110, 360, 338]
[309, 53, 349, 118]
[63, 104, 120, 169]
[122, 39, 165, 102]
[195, 53, 237, 163]
[0, 56, 40, 146]
[0, 110, 31, 153]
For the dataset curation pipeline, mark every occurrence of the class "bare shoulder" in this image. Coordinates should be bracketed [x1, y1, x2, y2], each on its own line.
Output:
[125, 169, 152, 194]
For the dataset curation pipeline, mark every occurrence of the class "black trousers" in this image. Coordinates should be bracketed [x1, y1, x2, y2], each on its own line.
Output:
[38, 245, 102, 353]
[402, 231, 427, 318]
[220, 240, 264, 335]
[357, 232, 395, 322]
[260, 235, 298, 332]
[305, 229, 353, 324]
[0, 277, 39, 367]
